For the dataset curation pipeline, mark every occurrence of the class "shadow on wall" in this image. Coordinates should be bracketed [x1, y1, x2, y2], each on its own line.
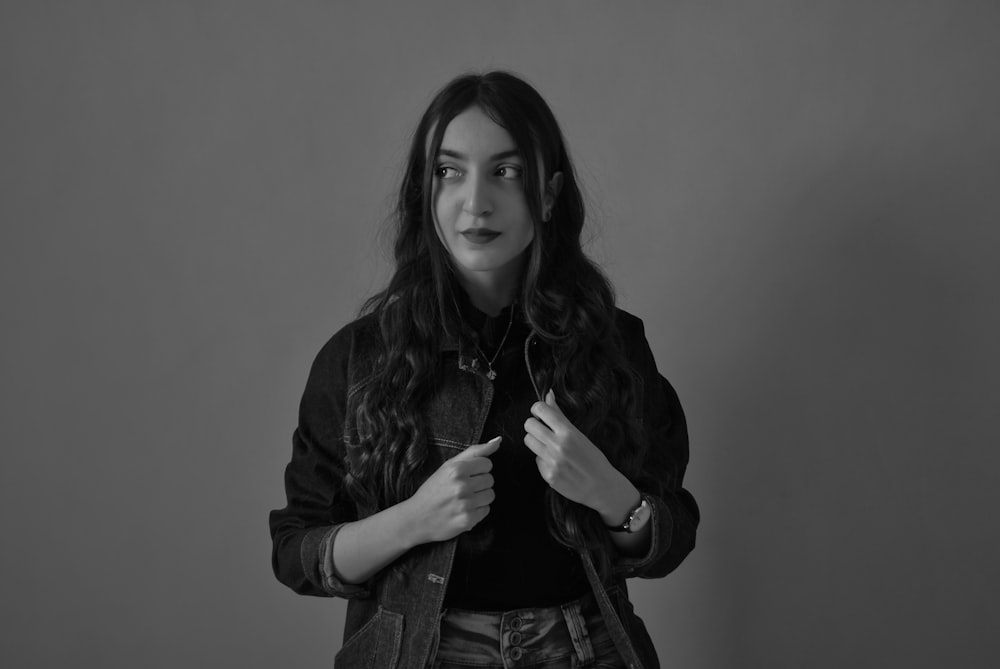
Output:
[707, 140, 998, 666]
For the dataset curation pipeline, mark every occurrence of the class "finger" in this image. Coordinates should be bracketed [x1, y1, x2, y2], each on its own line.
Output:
[535, 455, 553, 482]
[473, 487, 496, 507]
[470, 505, 491, 526]
[524, 416, 555, 444]
[529, 401, 563, 431]
[454, 435, 502, 460]
[457, 456, 494, 476]
[469, 472, 494, 492]
[523, 432, 549, 457]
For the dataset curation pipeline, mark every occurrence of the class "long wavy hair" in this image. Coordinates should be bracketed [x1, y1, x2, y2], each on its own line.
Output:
[346, 71, 647, 578]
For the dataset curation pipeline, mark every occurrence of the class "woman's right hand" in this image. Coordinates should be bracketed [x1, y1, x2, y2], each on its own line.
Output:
[403, 436, 500, 544]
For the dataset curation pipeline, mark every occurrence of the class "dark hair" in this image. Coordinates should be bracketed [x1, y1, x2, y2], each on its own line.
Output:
[347, 71, 645, 578]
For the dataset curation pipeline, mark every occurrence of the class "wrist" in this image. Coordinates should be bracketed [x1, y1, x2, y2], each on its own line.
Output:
[392, 498, 423, 550]
[597, 472, 641, 527]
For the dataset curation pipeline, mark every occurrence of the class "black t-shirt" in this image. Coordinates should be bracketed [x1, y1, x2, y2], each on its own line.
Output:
[443, 299, 589, 610]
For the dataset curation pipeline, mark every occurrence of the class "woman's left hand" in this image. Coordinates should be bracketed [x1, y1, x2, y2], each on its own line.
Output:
[523, 389, 638, 525]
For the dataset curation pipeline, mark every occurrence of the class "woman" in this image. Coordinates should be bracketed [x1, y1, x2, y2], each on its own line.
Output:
[270, 71, 698, 669]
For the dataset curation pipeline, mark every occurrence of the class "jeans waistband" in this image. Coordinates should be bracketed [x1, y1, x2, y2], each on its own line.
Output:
[433, 591, 614, 668]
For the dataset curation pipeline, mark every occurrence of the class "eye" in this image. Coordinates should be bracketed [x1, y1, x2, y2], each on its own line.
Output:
[496, 165, 523, 180]
[434, 165, 462, 180]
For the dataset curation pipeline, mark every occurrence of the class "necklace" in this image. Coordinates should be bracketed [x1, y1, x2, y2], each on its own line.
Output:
[473, 305, 515, 381]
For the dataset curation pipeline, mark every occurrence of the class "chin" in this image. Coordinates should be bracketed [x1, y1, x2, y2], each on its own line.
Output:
[455, 251, 504, 270]
[459, 260, 507, 274]
[450, 244, 529, 276]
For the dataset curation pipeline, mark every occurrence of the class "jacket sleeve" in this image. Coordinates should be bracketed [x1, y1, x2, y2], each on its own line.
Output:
[268, 328, 373, 599]
[612, 316, 700, 580]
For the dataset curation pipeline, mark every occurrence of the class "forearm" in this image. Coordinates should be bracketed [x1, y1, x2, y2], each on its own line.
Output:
[330, 436, 499, 585]
[330, 498, 421, 584]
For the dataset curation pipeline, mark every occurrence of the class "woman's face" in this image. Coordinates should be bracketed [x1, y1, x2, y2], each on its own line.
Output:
[432, 106, 540, 284]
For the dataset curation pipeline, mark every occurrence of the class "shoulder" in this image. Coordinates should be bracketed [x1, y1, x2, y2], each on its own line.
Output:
[612, 307, 649, 345]
[307, 312, 383, 389]
[315, 312, 381, 359]
[612, 307, 667, 384]
[611, 308, 687, 432]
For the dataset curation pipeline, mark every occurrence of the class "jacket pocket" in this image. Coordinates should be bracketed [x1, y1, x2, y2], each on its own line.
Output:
[334, 606, 404, 669]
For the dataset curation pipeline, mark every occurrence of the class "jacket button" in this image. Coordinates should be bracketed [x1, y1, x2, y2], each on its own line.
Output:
[509, 631, 522, 645]
[509, 616, 523, 630]
[509, 646, 523, 661]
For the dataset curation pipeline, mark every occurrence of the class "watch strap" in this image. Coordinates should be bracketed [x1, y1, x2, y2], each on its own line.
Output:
[605, 495, 646, 533]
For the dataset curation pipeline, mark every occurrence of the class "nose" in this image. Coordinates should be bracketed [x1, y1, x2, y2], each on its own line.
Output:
[461, 174, 493, 217]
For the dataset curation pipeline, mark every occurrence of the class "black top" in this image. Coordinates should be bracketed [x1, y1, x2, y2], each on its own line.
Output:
[443, 297, 589, 610]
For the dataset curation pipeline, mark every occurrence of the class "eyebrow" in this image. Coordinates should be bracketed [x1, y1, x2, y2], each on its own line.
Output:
[437, 148, 521, 162]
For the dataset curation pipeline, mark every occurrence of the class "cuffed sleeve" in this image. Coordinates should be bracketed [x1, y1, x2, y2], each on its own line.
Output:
[269, 323, 377, 599]
[317, 524, 372, 598]
[612, 314, 700, 580]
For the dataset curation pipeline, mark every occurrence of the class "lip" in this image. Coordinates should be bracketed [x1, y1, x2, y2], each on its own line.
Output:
[460, 229, 501, 245]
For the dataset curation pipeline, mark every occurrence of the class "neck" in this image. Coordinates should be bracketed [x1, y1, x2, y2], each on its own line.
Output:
[456, 266, 520, 317]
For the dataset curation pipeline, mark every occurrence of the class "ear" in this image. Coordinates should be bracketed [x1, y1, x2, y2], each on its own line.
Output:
[544, 172, 564, 210]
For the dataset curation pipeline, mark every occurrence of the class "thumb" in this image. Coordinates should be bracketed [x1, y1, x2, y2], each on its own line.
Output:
[455, 435, 502, 459]
[545, 388, 562, 413]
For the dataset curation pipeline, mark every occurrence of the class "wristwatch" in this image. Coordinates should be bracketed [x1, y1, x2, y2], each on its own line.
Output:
[606, 496, 651, 533]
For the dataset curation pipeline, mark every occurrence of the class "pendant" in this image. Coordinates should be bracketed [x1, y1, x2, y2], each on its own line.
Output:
[486, 369, 497, 381]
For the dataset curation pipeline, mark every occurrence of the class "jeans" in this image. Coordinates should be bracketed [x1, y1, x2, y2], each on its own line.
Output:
[428, 592, 627, 669]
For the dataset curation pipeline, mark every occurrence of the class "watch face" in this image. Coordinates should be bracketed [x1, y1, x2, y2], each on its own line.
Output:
[629, 499, 651, 532]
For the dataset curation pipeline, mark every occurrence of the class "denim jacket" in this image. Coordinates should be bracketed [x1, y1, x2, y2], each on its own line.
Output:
[269, 308, 699, 669]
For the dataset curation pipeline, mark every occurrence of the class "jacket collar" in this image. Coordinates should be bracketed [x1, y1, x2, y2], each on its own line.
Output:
[441, 292, 544, 391]
[441, 288, 522, 353]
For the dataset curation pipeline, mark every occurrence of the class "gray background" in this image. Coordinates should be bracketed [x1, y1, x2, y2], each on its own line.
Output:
[2, 1, 998, 667]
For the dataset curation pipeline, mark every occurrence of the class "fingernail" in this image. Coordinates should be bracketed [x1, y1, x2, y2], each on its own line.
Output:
[490, 436, 502, 443]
